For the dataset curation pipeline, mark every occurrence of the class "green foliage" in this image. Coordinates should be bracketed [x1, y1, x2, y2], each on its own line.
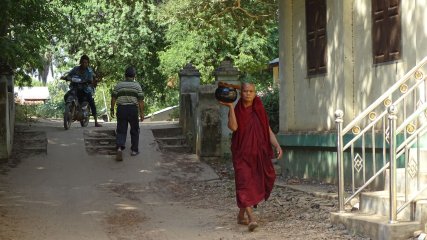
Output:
[15, 79, 68, 121]
[51, 0, 170, 113]
[43, 79, 68, 117]
[0, 0, 78, 85]
[260, 86, 279, 133]
[158, 0, 278, 88]
[15, 79, 114, 121]
[168, 107, 180, 120]
[14, 105, 35, 123]
[7, 0, 279, 117]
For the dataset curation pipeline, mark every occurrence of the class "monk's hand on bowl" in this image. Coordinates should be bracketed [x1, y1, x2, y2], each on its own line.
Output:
[219, 101, 233, 107]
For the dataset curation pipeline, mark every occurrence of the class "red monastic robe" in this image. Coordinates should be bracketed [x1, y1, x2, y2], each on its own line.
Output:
[231, 96, 276, 208]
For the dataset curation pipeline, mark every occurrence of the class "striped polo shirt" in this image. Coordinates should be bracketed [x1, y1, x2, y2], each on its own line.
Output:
[112, 79, 144, 105]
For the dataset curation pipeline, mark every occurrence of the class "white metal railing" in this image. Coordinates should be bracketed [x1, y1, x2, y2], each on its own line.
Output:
[335, 56, 427, 223]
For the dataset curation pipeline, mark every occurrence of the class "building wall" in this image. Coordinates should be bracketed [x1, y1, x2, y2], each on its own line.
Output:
[277, 0, 427, 183]
[279, 0, 427, 133]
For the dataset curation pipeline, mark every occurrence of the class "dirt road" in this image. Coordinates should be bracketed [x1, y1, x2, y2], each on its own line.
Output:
[0, 119, 368, 240]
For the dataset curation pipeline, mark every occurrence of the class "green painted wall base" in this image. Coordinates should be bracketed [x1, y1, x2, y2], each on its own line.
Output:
[276, 132, 420, 188]
[276, 132, 339, 184]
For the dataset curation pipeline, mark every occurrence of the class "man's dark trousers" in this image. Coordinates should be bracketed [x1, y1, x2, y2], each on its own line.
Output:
[116, 105, 139, 152]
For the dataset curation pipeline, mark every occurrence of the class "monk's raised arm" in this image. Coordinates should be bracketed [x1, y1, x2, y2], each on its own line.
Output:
[219, 101, 238, 131]
[227, 104, 238, 132]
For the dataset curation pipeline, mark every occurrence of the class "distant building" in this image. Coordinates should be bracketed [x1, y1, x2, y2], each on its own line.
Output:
[268, 57, 279, 86]
[14, 87, 50, 105]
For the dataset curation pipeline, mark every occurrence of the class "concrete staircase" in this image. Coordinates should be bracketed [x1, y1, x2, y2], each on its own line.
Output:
[151, 124, 191, 153]
[331, 150, 427, 239]
[13, 130, 47, 155]
[82, 124, 192, 155]
[2, 124, 48, 170]
[84, 129, 116, 155]
[333, 57, 427, 239]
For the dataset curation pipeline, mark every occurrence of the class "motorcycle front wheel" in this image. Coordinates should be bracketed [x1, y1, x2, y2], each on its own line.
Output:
[64, 103, 74, 130]
[80, 117, 89, 127]
[80, 103, 90, 127]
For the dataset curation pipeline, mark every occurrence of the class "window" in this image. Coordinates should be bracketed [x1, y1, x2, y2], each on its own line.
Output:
[306, 0, 327, 76]
[372, 0, 401, 64]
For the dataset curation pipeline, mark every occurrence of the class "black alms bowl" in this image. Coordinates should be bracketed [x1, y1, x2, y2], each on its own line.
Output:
[215, 86, 237, 103]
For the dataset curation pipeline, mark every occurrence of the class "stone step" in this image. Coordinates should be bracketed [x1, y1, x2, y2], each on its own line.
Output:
[85, 145, 117, 155]
[14, 131, 46, 139]
[150, 125, 192, 153]
[155, 136, 187, 146]
[360, 191, 427, 223]
[415, 200, 427, 226]
[13, 131, 47, 155]
[160, 144, 191, 153]
[14, 138, 47, 147]
[384, 168, 427, 195]
[84, 137, 115, 146]
[330, 211, 421, 240]
[83, 130, 116, 156]
[84, 129, 115, 138]
[360, 191, 412, 221]
[19, 146, 47, 155]
[151, 127, 183, 138]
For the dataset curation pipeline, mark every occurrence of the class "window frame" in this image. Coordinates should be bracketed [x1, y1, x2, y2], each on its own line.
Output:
[305, 0, 327, 76]
[372, 0, 402, 64]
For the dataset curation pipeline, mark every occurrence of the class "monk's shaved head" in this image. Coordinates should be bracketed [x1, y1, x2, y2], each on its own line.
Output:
[242, 82, 255, 90]
[241, 82, 256, 106]
[242, 82, 253, 87]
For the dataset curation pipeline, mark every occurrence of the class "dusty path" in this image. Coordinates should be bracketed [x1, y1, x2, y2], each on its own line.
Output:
[0, 120, 226, 240]
[0, 119, 370, 240]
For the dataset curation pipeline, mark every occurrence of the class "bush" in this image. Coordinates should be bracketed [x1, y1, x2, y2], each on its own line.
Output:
[15, 104, 31, 122]
[260, 86, 279, 133]
[15, 100, 65, 122]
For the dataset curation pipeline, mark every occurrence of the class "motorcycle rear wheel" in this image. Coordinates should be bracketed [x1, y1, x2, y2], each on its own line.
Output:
[64, 103, 74, 130]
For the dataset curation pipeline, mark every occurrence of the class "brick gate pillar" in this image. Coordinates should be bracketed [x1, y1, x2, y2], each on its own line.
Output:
[213, 59, 240, 161]
[179, 64, 200, 152]
[0, 66, 14, 160]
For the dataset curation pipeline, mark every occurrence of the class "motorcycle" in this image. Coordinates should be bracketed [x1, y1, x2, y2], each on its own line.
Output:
[61, 75, 91, 130]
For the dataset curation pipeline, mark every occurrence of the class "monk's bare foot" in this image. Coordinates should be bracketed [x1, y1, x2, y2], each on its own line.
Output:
[237, 208, 247, 225]
[248, 221, 258, 232]
[237, 217, 249, 225]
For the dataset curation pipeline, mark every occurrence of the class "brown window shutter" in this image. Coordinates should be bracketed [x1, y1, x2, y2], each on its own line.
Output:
[306, 0, 327, 76]
[372, 0, 386, 63]
[387, 0, 401, 61]
[372, 0, 401, 64]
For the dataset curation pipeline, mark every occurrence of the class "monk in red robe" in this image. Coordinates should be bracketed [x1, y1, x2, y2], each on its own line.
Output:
[220, 82, 283, 231]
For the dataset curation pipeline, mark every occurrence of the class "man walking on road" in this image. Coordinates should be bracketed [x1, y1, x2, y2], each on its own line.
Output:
[110, 66, 145, 161]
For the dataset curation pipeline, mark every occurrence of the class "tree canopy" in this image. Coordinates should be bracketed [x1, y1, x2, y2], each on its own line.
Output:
[158, 0, 278, 85]
[2, 0, 278, 111]
[53, 0, 169, 107]
[0, 0, 73, 84]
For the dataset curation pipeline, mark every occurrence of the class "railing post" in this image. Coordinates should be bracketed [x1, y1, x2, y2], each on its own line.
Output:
[388, 105, 398, 223]
[335, 110, 345, 212]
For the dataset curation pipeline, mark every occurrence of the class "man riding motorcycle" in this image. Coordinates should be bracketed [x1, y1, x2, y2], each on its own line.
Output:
[61, 55, 102, 127]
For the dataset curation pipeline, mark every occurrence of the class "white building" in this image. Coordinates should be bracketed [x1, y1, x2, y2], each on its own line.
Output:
[14, 87, 50, 104]
[277, 0, 427, 183]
